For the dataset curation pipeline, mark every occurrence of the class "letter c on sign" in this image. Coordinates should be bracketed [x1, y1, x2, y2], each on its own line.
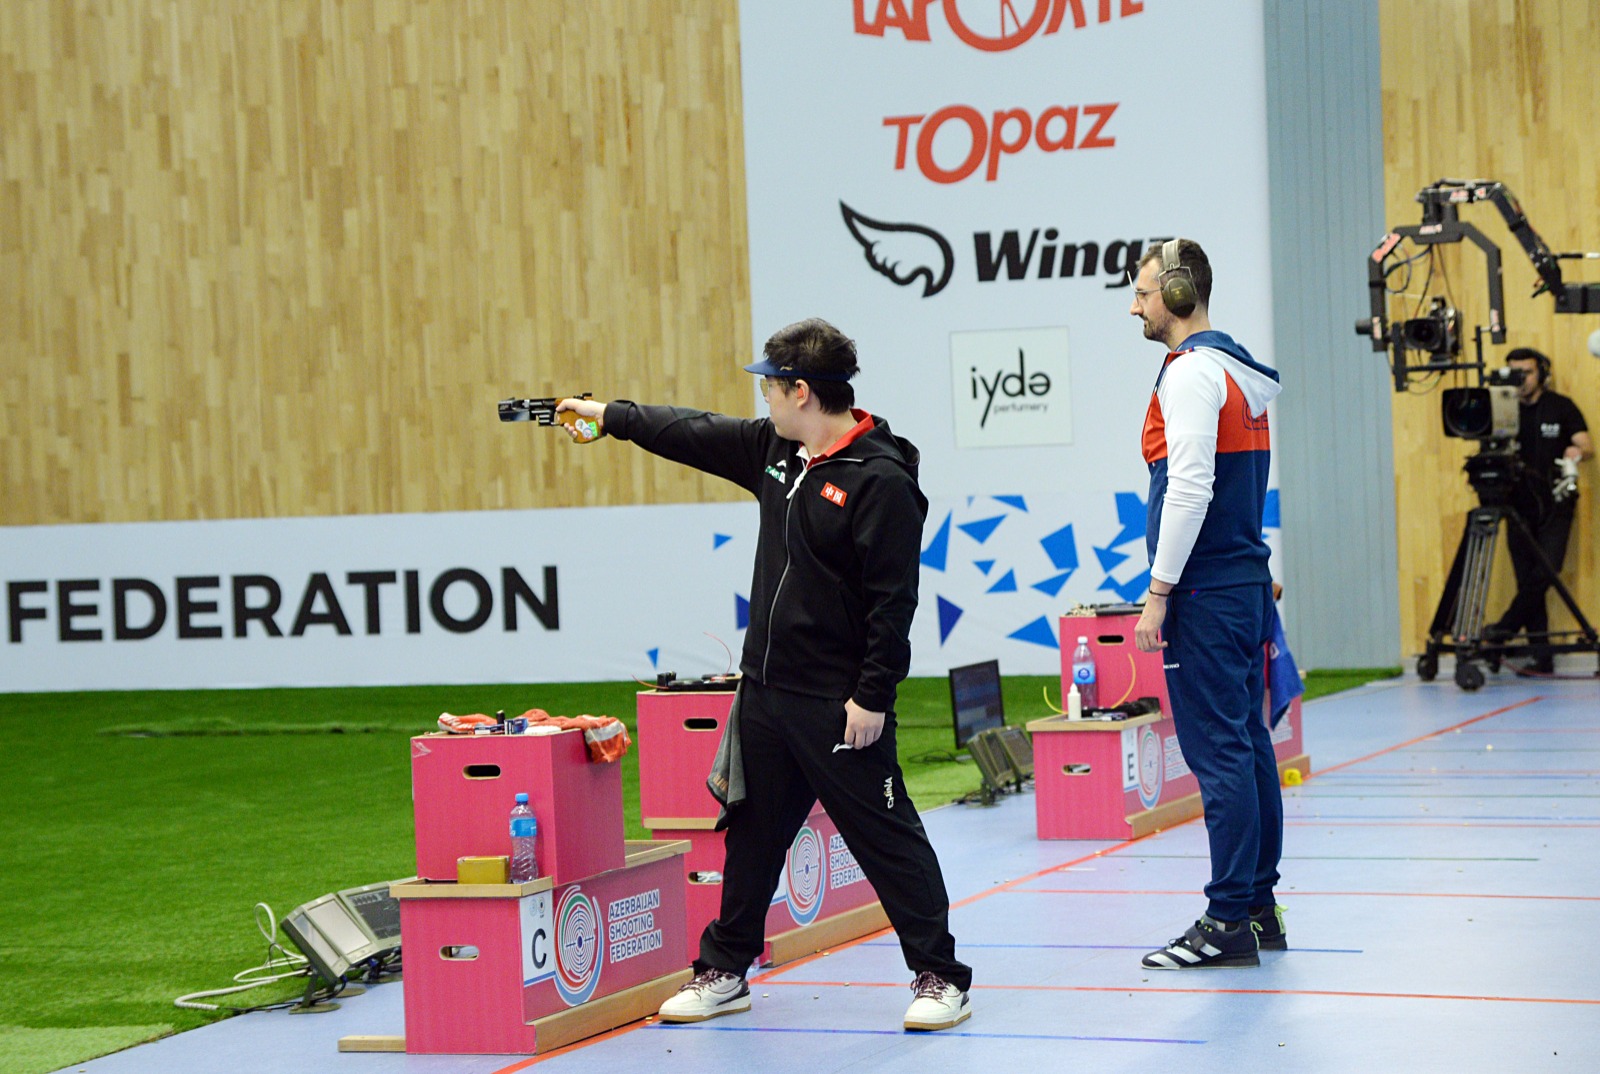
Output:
[531, 927, 548, 970]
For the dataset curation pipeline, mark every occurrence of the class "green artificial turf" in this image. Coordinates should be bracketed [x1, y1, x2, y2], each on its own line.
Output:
[0, 666, 1397, 1074]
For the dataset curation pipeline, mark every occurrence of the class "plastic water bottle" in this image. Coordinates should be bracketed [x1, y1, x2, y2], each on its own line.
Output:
[509, 793, 539, 883]
[1071, 636, 1099, 710]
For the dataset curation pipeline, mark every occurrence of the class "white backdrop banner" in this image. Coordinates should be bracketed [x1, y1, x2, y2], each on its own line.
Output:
[0, 508, 757, 692]
[1, 3, 1286, 693]
[736, 0, 1281, 671]
[0, 492, 1281, 691]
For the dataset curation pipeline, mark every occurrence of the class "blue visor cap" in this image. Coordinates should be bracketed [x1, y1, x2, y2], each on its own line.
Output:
[743, 358, 855, 381]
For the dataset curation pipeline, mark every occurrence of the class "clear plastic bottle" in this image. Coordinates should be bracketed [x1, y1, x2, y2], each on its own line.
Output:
[1070, 636, 1099, 711]
[509, 793, 539, 883]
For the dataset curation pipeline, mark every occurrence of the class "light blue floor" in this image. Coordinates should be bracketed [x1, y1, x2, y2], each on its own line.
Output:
[58, 667, 1600, 1074]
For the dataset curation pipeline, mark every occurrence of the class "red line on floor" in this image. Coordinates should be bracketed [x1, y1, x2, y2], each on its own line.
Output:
[760, 979, 1600, 1007]
[1010, 888, 1600, 901]
[1283, 820, 1600, 828]
[487, 1021, 657, 1072]
[488, 695, 1553, 1067]
[1312, 697, 1542, 777]
[750, 834, 1152, 984]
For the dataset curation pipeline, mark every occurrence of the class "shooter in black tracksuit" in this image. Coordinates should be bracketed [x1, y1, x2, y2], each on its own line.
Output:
[556, 318, 971, 1022]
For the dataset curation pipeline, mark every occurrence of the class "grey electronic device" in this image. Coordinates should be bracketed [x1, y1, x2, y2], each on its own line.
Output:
[282, 877, 410, 986]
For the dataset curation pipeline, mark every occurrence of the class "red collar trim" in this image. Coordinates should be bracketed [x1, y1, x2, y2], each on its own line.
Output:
[809, 409, 875, 466]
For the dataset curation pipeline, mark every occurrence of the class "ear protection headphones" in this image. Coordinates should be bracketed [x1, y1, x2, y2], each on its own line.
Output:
[1158, 238, 1198, 317]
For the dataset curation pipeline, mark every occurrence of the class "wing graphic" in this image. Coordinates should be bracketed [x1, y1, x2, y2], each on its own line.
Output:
[839, 202, 954, 297]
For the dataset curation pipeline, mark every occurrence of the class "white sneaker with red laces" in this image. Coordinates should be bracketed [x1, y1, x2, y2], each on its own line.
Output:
[656, 968, 751, 1023]
[903, 971, 970, 1031]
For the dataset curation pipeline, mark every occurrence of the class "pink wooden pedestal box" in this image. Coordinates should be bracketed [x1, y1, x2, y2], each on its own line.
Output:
[411, 730, 624, 885]
[1032, 613, 1309, 841]
[636, 689, 732, 826]
[1060, 613, 1170, 711]
[637, 690, 887, 964]
[395, 843, 687, 1055]
[655, 800, 883, 964]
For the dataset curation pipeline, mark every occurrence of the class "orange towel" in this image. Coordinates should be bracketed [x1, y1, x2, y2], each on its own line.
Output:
[437, 712, 497, 734]
[519, 709, 632, 763]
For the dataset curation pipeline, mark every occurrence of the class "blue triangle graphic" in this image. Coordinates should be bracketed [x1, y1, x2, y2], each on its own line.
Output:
[986, 569, 1018, 594]
[712, 533, 732, 550]
[1094, 545, 1129, 572]
[1031, 570, 1074, 597]
[1110, 491, 1148, 547]
[937, 596, 964, 644]
[735, 594, 750, 630]
[958, 515, 1005, 544]
[993, 495, 1028, 512]
[1097, 570, 1151, 604]
[921, 511, 952, 571]
[1040, 523, 1078, 571]
[647, 647, 660, 669]
[1008, 616, 1060, 649]
[1263, 488, 1281, 529]
[973, 559, 996, 576]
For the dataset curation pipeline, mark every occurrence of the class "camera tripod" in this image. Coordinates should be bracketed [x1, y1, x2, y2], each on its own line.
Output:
[1419, 495, 1600, 690]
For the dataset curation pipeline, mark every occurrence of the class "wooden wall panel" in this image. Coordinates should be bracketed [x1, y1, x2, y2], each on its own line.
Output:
[1381, 0, 1600, 653]
[1, 0, 751, 525]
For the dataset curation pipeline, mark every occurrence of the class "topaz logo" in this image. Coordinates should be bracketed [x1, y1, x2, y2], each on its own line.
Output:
[841, 202, 954, 297]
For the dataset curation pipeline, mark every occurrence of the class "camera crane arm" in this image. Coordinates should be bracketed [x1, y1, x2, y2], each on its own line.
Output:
[1417, 179, 1600, 314]
[1359, 179, 1600, 390]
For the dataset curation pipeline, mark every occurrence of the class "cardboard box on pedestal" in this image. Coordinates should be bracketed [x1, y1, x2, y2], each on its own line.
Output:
[411, 729, 624, 885]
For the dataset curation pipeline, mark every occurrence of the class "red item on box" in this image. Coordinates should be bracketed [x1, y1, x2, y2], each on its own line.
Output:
[518, 709, 631, 763]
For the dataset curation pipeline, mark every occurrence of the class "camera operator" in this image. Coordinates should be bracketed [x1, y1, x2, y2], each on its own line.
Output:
[1487, 347, 1593, 672]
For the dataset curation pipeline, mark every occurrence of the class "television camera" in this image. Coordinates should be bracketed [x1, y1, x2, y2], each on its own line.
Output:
[1355, 179, 1599, 689]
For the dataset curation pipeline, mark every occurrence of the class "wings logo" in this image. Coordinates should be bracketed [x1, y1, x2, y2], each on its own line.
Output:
[840, 202, 954, 298]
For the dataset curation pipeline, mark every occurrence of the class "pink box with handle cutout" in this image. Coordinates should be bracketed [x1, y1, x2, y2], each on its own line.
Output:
[410, 730, 624, 884]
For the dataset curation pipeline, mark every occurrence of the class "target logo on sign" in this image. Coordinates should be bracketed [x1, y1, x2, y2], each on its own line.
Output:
[784, 825, 826, 926]
[553, 887, 603, 1006]
[1136, 725, 1163, 810]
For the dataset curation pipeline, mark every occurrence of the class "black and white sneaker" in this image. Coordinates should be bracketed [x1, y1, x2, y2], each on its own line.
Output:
[1250, 903, 1287, 951]
[1142, 915, 1260, 969]
[903, 971, 971, 1031]
[656, 968, 751, 1022]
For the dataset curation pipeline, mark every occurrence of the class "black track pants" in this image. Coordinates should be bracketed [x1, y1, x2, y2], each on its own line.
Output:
[695, 679, 971, 991]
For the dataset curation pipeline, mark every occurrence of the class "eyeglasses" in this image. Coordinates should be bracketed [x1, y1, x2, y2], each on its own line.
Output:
[759, 376, 795, 396]
[1125, 269, 1160, 297]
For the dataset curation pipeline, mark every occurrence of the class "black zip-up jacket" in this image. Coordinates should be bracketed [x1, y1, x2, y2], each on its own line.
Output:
[603, 401, 927, 713]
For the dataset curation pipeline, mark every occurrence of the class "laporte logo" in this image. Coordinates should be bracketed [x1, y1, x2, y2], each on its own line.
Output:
[854, 0, 1145, 52]
[842, 202, 1169, 299]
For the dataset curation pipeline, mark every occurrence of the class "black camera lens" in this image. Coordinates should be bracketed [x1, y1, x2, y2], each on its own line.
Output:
[1401, 318, 1446, 351]
[1441, 388, 1492, 439]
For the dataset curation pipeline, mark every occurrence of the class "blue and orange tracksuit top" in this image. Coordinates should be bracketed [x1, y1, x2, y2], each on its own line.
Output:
[1141, 330, 1281, 590]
